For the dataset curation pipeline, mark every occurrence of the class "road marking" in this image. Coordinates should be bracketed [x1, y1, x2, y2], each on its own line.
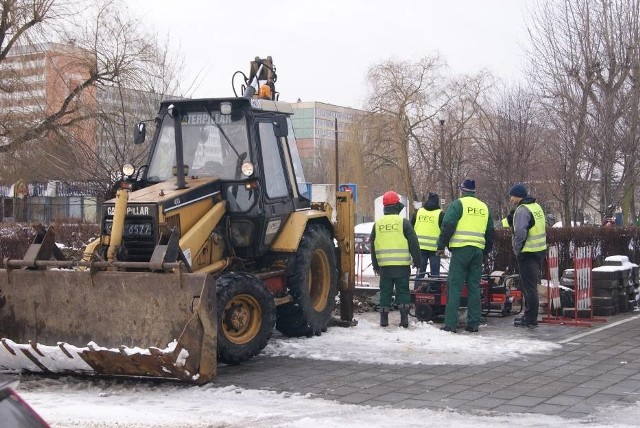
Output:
[558, 313, 640, 344]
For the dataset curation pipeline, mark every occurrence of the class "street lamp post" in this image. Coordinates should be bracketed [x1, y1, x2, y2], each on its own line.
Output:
[334, 117, 339, 192]
[439, 119, 445, 204]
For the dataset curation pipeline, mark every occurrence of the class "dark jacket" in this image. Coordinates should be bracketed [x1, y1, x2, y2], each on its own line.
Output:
[371, 202, 421, 277]
[410, 198, 444, 229]
[437, 191, 495, 254]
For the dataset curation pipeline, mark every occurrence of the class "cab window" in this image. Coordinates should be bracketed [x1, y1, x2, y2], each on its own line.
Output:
[259, 122, 288, 199]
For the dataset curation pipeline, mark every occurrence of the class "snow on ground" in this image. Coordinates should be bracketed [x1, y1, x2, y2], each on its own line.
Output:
[10, 253, 640, 427]
[263, 317, 559, 365]
[19, 380, 640, 428]
[13, 313, 633, 428]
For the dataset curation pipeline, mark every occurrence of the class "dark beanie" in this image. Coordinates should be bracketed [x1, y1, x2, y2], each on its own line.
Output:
[460, 179, 476, 193]
[509, 183, 528, 198]
[427, 192, 439, 205]
[425, 192, 440, 209]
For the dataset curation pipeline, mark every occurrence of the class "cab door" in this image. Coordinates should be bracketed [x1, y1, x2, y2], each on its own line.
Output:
[256, 118, 295, 246]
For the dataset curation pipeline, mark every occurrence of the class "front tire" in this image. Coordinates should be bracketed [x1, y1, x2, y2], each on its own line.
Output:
[276, 225, 338, 337]
[216, 272, 276, 364]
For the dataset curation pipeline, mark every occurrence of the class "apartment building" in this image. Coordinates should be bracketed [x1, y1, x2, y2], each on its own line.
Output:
[0, 42, 165, 176]
[0, 42, 96, 150]
[290, 100, 363, 183]
[0, 42, 161, 222]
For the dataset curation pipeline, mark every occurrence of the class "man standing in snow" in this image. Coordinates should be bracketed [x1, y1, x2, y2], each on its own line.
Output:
[371, 191, 421, 328]
[509, 183, 547, 329]
[436, 179, 494, 333]
[412, 192, 444, 279]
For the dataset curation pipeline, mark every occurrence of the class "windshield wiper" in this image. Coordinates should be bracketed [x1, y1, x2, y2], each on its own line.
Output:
[206, 109, 243, 159]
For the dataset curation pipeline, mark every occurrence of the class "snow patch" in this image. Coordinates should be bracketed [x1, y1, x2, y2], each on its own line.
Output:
[263, 317, 560, 366]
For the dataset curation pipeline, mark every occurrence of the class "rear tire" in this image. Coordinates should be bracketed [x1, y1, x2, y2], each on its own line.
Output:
[415, 303, 433, 321]
[276, 225, 338, 337]
[216, 272, 276, 364]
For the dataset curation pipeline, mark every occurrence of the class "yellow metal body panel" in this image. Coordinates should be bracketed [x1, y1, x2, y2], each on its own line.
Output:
[335, 191, 355, 293]
[134, 179, 218, 231]
[125, 177, 217, 204]
[106, 189, 129, 261]
[82, 238, 101, 262]
[179, 201, 226, 267]
[270, 209, 330, 252]
[164, 198, 215, 234]
[103, 177, 223, 272]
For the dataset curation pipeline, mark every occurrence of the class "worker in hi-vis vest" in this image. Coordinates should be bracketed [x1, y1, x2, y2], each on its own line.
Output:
[371, 191, 421, 328]
[509, 183, 547, 329]
[436, 179, 494, 334]
[500, 208, 516, 229]
[412, 192, 444, 279]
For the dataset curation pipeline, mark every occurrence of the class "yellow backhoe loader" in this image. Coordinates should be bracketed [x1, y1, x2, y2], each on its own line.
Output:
[0, 57, 355, 383]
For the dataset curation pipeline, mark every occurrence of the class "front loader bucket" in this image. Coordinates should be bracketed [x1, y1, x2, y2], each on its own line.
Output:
[0, 269, 217, 383]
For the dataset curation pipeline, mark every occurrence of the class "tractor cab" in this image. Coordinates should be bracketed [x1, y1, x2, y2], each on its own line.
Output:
[136, 97, 310, 259]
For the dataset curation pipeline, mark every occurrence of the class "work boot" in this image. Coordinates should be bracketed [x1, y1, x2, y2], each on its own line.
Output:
[379, 307, 389, 327]
[513, 317, 538, 328]
[399, 305, 409, 328]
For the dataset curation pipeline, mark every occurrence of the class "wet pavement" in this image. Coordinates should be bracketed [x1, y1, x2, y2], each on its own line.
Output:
[217, 309, 640, 419]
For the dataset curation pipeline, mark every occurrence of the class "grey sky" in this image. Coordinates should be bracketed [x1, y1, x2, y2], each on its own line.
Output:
[129, 0, 532, 108]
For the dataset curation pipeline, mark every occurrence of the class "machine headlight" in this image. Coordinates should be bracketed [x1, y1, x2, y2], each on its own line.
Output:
[241, 162, 254, 177]
[122, 163, 135, 177]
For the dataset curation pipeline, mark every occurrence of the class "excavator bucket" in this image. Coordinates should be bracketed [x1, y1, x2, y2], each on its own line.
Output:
[0, 269, 217, 383]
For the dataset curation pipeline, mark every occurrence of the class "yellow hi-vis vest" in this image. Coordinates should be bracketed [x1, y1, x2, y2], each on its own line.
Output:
[501, 217, 510, 228]
[449, 196, 489, 250]
[373, 214, 411, 266]
[517, 202, 547, 252]
[414, 207, 441, 251]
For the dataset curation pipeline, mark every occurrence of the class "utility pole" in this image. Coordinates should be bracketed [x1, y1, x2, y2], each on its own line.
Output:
[439, 119, 446, 205]
[334, 117, 339, 192]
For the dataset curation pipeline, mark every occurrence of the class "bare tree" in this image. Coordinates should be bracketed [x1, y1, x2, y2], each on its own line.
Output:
[527, 0, 640, 225]
[0, 0, 184, 195]
[437, 72, 491, 205]
[473, 84, 546, 219]
[362, 55, 449, 210]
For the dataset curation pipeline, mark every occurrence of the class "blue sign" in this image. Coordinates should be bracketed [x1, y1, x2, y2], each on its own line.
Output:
[338, 183, 357, 202]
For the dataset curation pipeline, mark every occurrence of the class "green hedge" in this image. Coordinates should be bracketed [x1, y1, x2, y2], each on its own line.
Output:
[0, 222, 100, 260]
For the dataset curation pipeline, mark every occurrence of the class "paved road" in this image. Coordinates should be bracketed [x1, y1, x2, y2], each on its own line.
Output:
[218, 310, 640, 419]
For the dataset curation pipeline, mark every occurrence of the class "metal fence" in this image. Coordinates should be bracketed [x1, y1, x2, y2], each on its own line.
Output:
[0, 180, 103, 224]
[0, 196, 99, 224]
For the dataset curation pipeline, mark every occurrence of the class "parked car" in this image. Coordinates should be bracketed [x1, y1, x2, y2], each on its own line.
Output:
[354, 222, 374, 254]
[0, 377, 49, 427]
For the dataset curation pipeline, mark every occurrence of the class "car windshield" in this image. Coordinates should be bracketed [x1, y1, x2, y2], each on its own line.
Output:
[146, 108, 250, 181]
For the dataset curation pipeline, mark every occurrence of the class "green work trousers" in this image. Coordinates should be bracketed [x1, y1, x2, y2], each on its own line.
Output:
[379, 275, 411, 307]
[443, 246, 483, 329]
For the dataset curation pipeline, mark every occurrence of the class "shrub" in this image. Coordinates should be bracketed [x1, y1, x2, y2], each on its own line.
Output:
[0, 222, 99, 261]
[2, 222, 639, 274]
[487, 226, 640, 275]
